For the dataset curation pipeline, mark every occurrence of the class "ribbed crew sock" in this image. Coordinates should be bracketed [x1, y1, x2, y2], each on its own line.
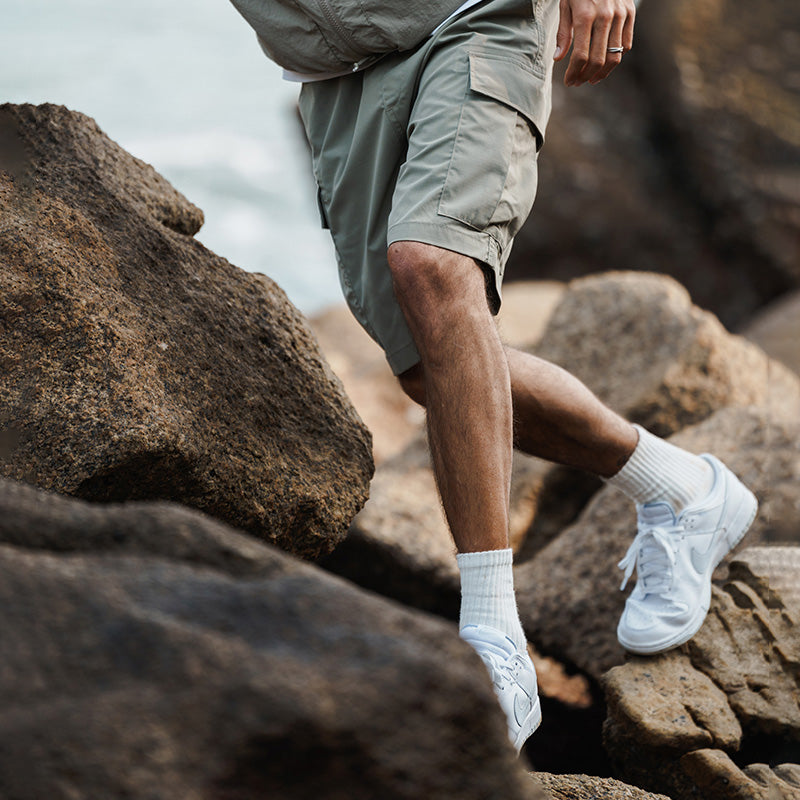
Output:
[607, 424, 714, 513]
[457, 547, 527, 652]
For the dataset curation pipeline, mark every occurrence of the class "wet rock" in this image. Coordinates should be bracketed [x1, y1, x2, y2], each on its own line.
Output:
[602, 547, 800, 800]
[0, 479, 546, 800]
[516, 405, 800, 681]
[0, 103, 372, 559]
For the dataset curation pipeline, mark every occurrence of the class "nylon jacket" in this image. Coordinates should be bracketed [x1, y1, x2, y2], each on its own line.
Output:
[229, 0, 471, 74]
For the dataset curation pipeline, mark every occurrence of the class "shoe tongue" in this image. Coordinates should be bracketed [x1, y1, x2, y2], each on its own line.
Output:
[639, 501, 677, 527]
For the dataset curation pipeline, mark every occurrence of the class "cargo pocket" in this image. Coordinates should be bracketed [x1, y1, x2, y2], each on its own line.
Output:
[438, 50, 550, 232]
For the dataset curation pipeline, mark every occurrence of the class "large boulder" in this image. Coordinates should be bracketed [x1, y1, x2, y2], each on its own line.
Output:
[0, 477, 548, 800]
[0, 103, 372, 559]
[512, 270, 799, 560]
[602, 547, 800, 800]
[516, 404, 800, 680]
[743, 289, 800, 377]
[530, 272, 800, 438]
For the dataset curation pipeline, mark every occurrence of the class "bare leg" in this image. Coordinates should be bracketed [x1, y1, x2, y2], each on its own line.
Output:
[388, 242, 512, 553]
[401, 350, 637, 478]
[505, 349, 637, 477]
[392, 250, 638, 538]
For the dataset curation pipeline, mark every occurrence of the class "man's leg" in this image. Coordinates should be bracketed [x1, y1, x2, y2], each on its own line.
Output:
[397, 285, 758, 661]
[388, 241, 513, 554]
[388, 242, 546, 752]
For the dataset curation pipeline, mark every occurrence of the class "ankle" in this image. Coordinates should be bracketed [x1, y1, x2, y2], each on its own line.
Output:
[607, 425, 714, 513]
[457, 548, 527, 652]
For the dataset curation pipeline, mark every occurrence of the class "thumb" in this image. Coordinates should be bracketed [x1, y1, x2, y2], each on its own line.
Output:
[554, 0, 572, 60]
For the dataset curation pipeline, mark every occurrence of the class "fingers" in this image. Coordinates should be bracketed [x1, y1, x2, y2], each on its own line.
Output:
[559, 0, 635, 87]
[554, 0, 573, 61]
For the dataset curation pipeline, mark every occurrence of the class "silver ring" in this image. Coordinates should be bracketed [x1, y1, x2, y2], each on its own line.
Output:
[607, 46, 625, 53]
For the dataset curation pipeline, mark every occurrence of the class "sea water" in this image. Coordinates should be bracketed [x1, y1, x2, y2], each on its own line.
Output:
[0, 0, 342, 313]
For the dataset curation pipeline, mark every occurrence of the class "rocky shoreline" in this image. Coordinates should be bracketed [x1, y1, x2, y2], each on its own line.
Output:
[1, 47, 799, 800]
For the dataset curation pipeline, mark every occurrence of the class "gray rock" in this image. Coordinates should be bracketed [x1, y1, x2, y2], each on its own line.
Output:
[531, 272, 800, 439]
[0, 477, 547, 800]
[743, 289, 800, 377]
[0, 103, 372, 560]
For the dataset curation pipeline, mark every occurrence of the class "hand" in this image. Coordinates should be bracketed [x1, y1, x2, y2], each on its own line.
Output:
[554, 0, 635, 87]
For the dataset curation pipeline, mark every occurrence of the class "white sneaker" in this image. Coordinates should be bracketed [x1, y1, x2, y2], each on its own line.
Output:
[617, 454, 758, 654]
[460, 624, 542, 753]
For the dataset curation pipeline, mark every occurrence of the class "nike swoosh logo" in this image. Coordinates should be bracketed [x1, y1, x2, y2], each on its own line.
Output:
[514, 691, 533, 727]
[690, 543, 716, 574]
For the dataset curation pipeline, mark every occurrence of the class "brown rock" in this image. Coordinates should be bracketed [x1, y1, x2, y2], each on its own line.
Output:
[309, 303, 425, 465]
[743, 289, 800, 377]
[0, 103, 372, 559]
[727, 546, 800, 621]
[533, 772, 672, 800]
[689, 569, 800, 741]
[637, 0, 800, 291]
[603, 651, 741, 753]
[0, 478, 547, 800]
[516, 405, 800, 681]
[682, 750, 800, 800]
[603, 547, 800, 800]
[496, 280, 566, 350]
[531, 272, 800, 438]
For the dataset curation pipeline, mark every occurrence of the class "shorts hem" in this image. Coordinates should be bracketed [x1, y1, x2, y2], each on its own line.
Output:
[387, 221, 503, 271]
[386, 339, 421, 376]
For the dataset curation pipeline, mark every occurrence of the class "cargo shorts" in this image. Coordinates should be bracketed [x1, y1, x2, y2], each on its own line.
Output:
[298, 0, 559, 375]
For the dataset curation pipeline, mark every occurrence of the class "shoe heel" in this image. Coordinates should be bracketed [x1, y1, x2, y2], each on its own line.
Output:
[725, 487, 758, 553]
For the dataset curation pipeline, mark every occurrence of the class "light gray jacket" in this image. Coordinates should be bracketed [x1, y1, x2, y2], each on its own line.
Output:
[229, 0, 470, 74]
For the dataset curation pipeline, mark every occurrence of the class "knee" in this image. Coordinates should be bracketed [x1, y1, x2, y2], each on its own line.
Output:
[397, 362, 426, 406]
[387, 241, 478, 316]
[387, 242, 489, 343]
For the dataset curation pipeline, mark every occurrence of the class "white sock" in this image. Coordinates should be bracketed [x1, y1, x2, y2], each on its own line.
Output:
[457, 548, 527, 651]
[607, 424, 714, 513]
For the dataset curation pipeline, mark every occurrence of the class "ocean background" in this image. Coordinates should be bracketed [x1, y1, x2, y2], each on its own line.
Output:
[1, 0, 342, 314]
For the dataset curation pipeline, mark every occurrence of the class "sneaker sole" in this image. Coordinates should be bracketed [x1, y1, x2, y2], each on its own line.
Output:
[618, 463, 758, 655]
[513, 694, 542, 754]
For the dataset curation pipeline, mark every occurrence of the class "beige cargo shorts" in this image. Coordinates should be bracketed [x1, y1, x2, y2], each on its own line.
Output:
[298, 0, 559, 375]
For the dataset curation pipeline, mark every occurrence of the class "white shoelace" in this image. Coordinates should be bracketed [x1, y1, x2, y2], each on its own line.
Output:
[478, 649, 517, 689]
[618, 525, 681, 594]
